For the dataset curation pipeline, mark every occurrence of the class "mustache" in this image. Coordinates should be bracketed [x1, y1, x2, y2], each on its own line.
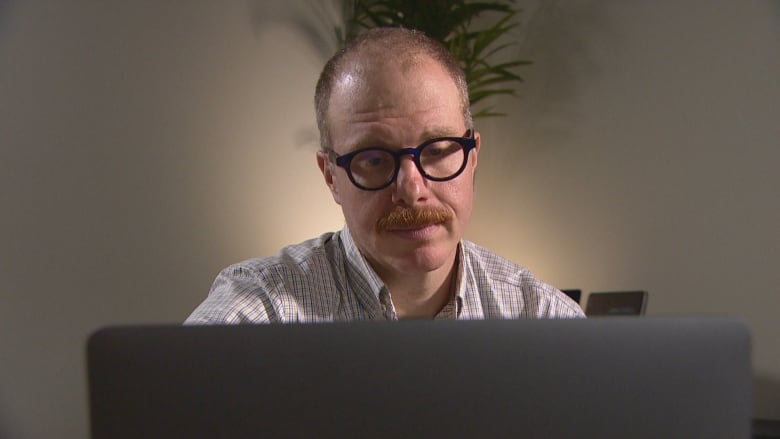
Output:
[376, 207, 452, 231]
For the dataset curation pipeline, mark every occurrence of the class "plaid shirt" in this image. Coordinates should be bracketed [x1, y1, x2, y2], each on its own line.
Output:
[186, 227, 584, 324]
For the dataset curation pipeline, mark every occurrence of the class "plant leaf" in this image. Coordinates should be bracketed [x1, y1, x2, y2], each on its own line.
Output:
[343, 0, 529, 119]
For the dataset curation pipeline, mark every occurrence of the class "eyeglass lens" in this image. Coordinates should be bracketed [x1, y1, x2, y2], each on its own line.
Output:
[349, 139, 466, 189]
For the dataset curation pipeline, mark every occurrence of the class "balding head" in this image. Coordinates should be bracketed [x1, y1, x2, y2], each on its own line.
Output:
[315, 28, 472, 151]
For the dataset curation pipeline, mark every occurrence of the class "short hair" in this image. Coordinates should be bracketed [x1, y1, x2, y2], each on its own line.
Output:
[314, 27, 472, 151]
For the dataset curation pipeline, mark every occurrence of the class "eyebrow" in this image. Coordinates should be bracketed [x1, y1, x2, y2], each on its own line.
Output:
[421, 127, 463, 139]
[346, 127, 465, 151]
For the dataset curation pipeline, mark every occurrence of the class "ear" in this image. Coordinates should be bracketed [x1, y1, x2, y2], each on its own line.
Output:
[470, 130, 481, 170]
[317, 150, 342, 205]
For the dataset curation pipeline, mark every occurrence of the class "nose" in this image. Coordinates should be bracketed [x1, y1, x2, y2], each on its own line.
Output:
[391, 155, 428, 206]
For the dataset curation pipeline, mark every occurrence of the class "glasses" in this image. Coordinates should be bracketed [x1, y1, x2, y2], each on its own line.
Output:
[329, 130, 477, 191]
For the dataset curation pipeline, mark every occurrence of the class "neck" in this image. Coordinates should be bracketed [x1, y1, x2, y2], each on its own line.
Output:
[374, 251, 459, 319]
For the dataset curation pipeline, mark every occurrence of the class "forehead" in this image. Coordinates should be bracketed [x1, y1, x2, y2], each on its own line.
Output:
[327, 55, 465, 149]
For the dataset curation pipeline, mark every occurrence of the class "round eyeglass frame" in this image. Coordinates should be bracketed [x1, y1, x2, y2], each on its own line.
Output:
[328, 130, 477, 191]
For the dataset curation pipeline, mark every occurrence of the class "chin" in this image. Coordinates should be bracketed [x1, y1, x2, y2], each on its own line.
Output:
[388, 244, 454, 273]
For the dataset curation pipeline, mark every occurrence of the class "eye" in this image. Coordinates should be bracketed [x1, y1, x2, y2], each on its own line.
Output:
[352, 149, 393, 170]
[422, 140, 461, 159]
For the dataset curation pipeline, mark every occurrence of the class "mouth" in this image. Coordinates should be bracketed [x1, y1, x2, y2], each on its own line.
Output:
[384, 218, 445, 231]
[385, 223, 442, 240]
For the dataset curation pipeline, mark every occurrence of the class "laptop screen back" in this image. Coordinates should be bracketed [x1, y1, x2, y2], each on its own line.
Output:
[87, 317, 751, 438]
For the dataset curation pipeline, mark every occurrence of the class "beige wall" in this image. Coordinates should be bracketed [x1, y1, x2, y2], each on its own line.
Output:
[0, 1, 777, 437]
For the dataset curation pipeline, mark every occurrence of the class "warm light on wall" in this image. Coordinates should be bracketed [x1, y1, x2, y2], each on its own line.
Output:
[197, 22, 345, 261]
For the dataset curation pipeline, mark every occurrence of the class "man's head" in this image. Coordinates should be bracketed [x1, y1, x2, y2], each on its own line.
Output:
[315, 28, 472, 151]
[315, 27, 481, 280]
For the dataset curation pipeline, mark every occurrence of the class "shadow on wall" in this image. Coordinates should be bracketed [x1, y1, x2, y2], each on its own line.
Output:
[774, 0, 780, 56]
[755, 374, 780, 420]
[0, 1, 13, 38]
[247, 0, 338, 151]
[249, 0, 340, 60]
[508, 0, 618, 150]
[0, 408, 10, 439]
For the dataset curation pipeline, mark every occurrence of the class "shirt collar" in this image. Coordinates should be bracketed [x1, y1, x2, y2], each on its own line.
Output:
[340, 225, 386, 297]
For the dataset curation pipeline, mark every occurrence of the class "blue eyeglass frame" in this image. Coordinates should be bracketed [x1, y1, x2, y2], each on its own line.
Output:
[329, 130, 477, 191]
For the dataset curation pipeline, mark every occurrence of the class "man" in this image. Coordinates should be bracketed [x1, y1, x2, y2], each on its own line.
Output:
[186, 28, 583, 323]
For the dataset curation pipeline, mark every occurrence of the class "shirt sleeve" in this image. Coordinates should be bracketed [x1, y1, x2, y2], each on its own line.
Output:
[515, 271, 586, 319]
[184, 263, 284, 324]
[541, 288, 587, 318]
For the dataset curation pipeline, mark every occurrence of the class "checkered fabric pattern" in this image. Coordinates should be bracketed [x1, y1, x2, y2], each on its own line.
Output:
[186, 227, 584, 324]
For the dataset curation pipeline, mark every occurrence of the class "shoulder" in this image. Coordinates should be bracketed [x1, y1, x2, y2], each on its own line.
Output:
[228, 231, 340, 283]
[256, 232, 343, 281]
[185, 232, 344, 324]
[461, 241, 584, 319]
[461, 240, 537, 290]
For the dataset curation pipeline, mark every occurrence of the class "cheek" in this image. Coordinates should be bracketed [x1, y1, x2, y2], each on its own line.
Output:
[441, 177, 475, 217]
[332, 170, 359, 206]
[338, 185, 384, 226]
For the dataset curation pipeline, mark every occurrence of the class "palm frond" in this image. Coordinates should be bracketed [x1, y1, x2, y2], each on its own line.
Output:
[342, 0, 529, 119]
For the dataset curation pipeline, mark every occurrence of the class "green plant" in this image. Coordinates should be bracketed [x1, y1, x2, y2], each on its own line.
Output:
[336, 0, 530, 118]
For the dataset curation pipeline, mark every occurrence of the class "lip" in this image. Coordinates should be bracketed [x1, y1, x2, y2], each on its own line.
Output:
[385, 223, 441, 240]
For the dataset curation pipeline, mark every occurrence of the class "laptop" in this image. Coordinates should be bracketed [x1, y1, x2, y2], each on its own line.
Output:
[87, 317, 751, 438]
[585, 290, 649, 316]
[561, 288, 582, 304]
